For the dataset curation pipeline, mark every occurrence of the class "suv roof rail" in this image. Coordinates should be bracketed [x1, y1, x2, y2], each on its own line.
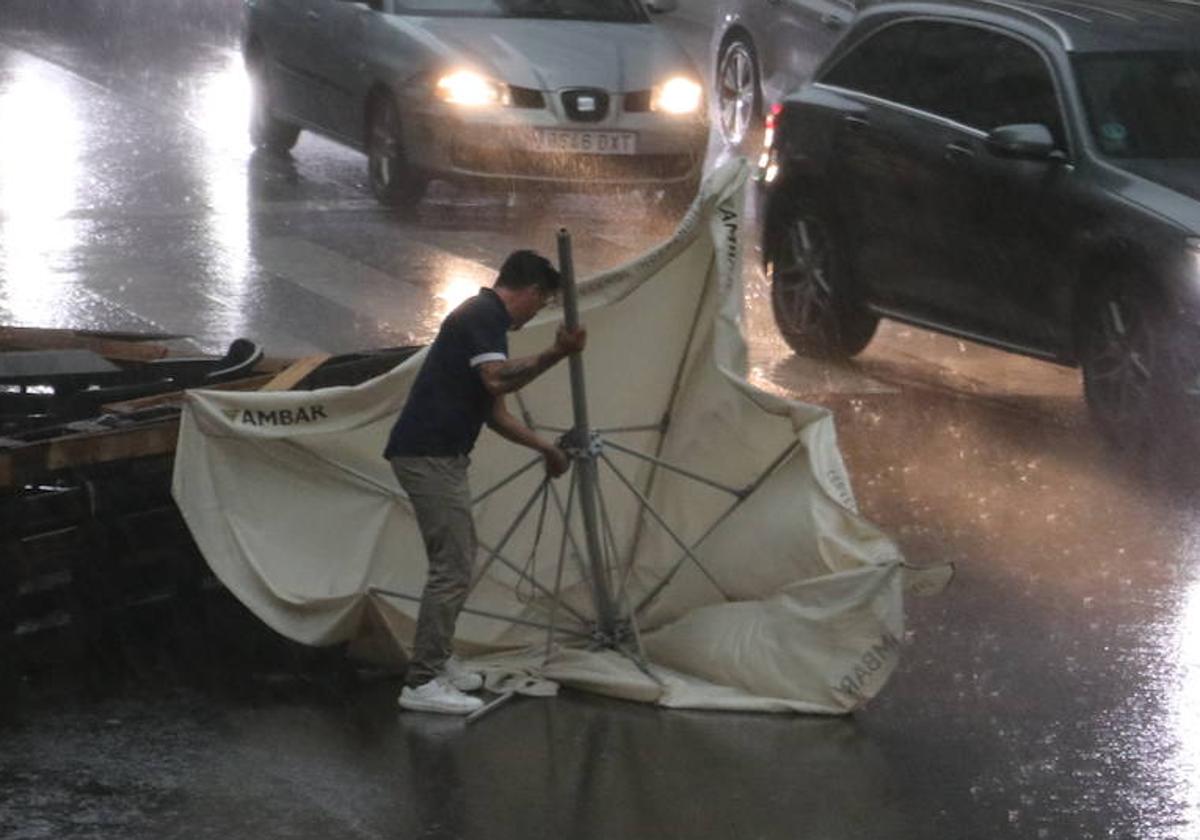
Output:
[965, 0, 1200, 34]
[953, 0, 1076, 45]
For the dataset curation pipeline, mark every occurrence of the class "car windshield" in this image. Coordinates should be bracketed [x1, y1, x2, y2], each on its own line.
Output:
[392, 0, 648, 22]
[1074, 51, 1200, 159]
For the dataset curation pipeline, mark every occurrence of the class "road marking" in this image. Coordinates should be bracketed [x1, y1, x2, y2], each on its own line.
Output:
[254, 235, 492, 327]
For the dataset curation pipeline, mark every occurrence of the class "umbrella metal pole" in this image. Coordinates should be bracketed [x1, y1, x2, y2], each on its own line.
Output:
[557, 228, 618, 641]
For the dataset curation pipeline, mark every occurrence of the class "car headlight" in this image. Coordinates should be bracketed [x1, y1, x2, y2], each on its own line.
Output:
[651, 76, 703, 115]
[435, 69, 510, 108]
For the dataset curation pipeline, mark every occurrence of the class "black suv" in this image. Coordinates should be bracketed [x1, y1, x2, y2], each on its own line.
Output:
[762, 0, 1200, 449]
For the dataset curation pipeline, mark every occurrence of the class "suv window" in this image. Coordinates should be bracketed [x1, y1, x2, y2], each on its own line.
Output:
[1075, 51, 1200, 159]
[824, 20, 1065, 145]
[971, 32, 1064, 143]
[903, 24, 989, 123]
[821, 22, 921, 102]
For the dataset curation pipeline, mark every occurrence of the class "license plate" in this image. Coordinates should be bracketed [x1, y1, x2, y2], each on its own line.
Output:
[529, 129, 637, 155]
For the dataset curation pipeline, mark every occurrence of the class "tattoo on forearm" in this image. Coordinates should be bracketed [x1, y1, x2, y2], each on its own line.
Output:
[493, 352, 554, 392]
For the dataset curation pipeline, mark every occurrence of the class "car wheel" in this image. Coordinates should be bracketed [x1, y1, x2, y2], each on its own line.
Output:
[716, 35, 762, 152]
[1078, 281, 1200, 451]
[367, 94, 428, 208]
[247, 57, 300, 154]
[767, 198, 877, 358]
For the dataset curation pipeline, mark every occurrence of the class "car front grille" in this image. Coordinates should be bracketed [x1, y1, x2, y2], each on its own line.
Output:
[624, 91, 652, 113]
[509, 85, 545, 109]
[561, 89, 609, 122]
[450, 142, 696, 182]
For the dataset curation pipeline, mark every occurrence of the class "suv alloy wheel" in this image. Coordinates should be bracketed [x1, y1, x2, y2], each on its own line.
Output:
[767, 197, 877, 358]
[1081, 279, 1200, 453]
[1079, 281, 1160, 449]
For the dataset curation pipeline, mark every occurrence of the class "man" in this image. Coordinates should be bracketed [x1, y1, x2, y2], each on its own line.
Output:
[385, 249, 587, 714]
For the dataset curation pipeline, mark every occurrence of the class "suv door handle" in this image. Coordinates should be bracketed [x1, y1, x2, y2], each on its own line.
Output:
[842, 115, 870, 131]
[821, 13, 846, 29]
[943, 141, 974, 162]
[306, 9, 321, 21]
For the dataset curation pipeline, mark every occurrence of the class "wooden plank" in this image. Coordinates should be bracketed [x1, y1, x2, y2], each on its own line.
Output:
[101, 373, 279, 415]
[100, 391, 188, 416]
[72, 329, 190, 342]
[0, 420, 180, 490]
[0, 327, 172, 362]
[46, 421, 179, 472]
[257, 355, 303, 374]
[0, 343, 330, 488]
[261, 354, 332, 392]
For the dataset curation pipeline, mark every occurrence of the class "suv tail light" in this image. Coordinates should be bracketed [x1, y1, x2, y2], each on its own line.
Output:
[758, 103, 783, 183]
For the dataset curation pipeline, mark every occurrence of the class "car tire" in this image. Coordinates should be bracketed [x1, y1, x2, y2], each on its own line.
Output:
[1078, 280, 1198, 451]
[247, 56, 300, 154]
[367, 93, 428, 208]
[766, 196, 877, 359]
[715, 35, 762, 153]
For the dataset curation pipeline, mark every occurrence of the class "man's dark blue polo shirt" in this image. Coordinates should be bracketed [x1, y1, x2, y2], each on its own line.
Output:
[384, 288, 511, 458]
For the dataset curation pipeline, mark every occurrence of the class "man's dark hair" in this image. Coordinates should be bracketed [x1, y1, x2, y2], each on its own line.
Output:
[496, 250, 561, 293]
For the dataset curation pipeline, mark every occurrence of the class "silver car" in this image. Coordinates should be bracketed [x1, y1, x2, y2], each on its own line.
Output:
[712, 0, 859, 149]
[243, 0, 708, 208]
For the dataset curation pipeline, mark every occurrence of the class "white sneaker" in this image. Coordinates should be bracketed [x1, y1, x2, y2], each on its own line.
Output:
[444, 656, 484, 692]
[398, 677, 484, 715]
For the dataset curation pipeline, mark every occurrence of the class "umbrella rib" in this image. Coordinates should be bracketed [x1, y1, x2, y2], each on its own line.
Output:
[370, 587, 590, 638]
[598, 471, 637, 608]
[605, 440, 744, 497]
[475, 535, 593, 627]
[627, 250, 716, 561]
[593, 423, 665, 435]
[595, 469, 624, 598]
[472, 463, 593, 628]
[467, 476, 547, 592]
[633, 441, 799, 617]
[515, 479, 553, 605]
[599, 452, 731, 603]
[472, 456, 542, 506]
[545, 469, 599, 609]
[544, 467, 580, 662]
[596, 480, 654, 669]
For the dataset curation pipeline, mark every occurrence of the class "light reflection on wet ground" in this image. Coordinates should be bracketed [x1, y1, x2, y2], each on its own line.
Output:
[2, 2, 1200, 838]
[817, 356, 1200, 838]
[0, 681, 922, 840]
[0, 14, 678, 355]
[676, 178, 1200, 838]
[0, 52, 82, 328]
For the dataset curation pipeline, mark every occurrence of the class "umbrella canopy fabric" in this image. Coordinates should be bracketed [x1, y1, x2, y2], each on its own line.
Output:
[172, 160, 950, 713]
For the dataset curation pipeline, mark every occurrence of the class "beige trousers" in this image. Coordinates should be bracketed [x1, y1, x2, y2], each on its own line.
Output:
[390, 455, 475, 688]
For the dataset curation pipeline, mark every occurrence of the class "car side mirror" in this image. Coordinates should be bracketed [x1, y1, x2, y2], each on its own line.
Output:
[985, 123, 1064, 162]
[645, 0, 679, 12]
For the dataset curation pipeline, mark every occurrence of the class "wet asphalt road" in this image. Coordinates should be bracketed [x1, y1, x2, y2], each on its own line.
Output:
[2, 2, 1200, 839]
